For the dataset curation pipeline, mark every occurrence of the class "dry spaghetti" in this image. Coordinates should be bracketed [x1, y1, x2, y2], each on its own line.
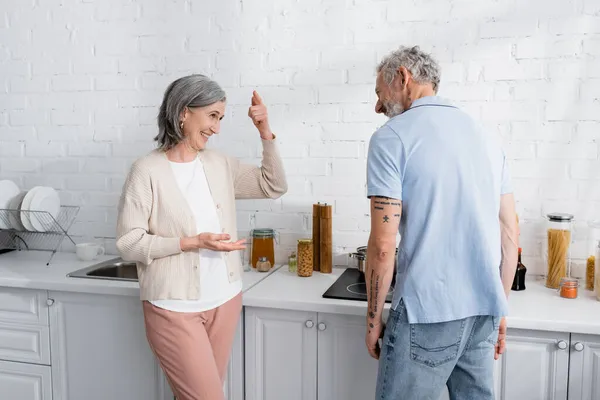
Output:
[546, 229, 571, 289]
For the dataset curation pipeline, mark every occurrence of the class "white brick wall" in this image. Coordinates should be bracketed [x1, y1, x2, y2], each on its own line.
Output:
[1, 0, 599, 276]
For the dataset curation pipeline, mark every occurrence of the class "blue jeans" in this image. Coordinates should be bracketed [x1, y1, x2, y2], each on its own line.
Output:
[376, 301, 499, 400]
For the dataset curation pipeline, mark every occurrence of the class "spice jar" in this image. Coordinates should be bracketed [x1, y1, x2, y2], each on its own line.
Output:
[250, 228, 276, 269]
[256, 257, 271, 273]
[288, 251, 297, 273]
[558, 277, 579, 299]
[586, 221, 600, 291]
[297, 239, 313, 277]
[544, 213, 574, 289]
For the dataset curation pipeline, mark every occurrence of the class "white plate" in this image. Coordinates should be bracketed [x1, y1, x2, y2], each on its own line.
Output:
[20, 186, 42, 231]
[28, 187, 61, 232]
[0, 180, 20, 229]
[7, 191, 27, 230]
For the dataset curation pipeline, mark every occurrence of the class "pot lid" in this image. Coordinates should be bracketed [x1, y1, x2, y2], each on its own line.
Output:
[356, 246, 398, 254]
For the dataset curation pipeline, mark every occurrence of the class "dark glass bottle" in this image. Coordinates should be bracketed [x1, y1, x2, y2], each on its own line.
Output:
[511, 248, 527, 291]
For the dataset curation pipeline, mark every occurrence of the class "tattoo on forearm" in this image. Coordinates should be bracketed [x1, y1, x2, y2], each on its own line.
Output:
[383, 215, 389, 223]
[374, 275, 380, 313]
[374, 206, 384, 210]
[374, 200, 390, 205]
[393, 214, 400, 217]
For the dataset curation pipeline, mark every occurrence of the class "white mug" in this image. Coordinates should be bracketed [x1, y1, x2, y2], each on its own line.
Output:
[76, 243, 105, 261]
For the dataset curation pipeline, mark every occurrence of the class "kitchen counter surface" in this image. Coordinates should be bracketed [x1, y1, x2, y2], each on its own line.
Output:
[0, 250, 280, 296]
[243, 266, 600, 335]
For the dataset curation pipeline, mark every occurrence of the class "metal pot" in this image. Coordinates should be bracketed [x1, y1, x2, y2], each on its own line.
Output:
[349, 246, 398, 274]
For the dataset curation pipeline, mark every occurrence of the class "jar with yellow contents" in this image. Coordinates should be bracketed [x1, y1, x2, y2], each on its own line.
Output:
[297, 239, 313, 277]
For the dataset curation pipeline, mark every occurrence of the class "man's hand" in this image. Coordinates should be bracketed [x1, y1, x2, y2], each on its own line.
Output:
[248, 91, 273, 140]
[495, 317, 507, 360]
[366, 320, 385, 360]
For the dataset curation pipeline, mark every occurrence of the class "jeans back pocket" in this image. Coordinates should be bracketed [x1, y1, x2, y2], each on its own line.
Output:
[410, 318, 466, 368]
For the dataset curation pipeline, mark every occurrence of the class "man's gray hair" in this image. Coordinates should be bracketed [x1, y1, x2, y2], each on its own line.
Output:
[377, 46, 441, 93]
[155, 74, 226, 151]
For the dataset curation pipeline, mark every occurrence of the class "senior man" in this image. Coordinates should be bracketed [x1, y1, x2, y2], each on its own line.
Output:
[365, 46, 518, 400]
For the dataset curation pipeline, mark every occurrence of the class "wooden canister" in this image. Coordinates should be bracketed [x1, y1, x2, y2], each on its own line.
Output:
[312, 203, 321, 271]
[320, 204, 333, 274]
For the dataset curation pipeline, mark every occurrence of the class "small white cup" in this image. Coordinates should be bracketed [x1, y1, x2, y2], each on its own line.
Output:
[76, 243, 105, 261]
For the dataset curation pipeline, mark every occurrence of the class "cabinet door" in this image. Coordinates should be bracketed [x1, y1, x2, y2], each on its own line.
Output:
[567, 333, 600, 400]
[0, 360, 51, 400]
[316, 313, 379, 400]
[245, 307, 317, 400]
[496, 329, 569, 400]
[224, 311, 244, 400]
[48, 292, 169, 400]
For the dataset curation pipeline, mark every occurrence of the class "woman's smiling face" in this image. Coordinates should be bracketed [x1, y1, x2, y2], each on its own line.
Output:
[181, 101, 226, 150]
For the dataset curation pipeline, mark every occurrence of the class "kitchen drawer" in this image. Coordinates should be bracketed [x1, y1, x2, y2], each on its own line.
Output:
[0, 322, 51, 365]
[0, 359, 52, 400]
[0, 288, 49, 326]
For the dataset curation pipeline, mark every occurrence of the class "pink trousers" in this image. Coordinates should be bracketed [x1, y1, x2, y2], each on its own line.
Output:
[143, 293, 242, 400]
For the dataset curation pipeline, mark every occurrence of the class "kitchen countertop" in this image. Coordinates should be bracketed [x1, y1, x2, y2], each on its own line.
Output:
[0, 250, 281, 296]
[243, 266, 600, 335]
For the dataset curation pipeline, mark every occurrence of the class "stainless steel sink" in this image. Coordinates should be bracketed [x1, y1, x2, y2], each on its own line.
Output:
[68, 258, 138, 281]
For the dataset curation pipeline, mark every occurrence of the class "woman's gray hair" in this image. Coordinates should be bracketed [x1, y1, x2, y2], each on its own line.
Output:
[377, 46, 441, 93]
[155, 74, 227, 151]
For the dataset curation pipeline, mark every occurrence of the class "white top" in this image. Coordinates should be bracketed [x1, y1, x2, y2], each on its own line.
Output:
[150, 158, 242, 312]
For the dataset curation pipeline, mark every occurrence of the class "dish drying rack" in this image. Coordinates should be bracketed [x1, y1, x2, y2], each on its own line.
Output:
[0, 206, 79, 265]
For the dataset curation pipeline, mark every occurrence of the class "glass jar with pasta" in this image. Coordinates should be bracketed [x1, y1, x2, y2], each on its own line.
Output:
[586, 221, 600, 291]
[544, 213, 574, 289]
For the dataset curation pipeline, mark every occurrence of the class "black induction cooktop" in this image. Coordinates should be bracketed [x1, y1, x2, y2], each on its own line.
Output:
[322, 268, 394, 303]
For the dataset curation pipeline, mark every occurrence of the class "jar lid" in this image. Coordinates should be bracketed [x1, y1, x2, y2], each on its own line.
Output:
[559, 277, 578, 287]
[252, 228, 275, 238]
[258, 256, 268, 262]
[547, 213, 574, 222]
[298, 238, 312, 243]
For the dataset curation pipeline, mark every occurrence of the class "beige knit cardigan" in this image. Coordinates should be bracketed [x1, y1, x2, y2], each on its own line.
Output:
[116, 139, 287, 301]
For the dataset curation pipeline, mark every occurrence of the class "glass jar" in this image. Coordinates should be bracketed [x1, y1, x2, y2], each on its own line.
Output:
[595, 245, 600, 301]
[256, 257, 271, 273]
[558, 277, 579, 299]
[586, 221, 600, 291]
[297, 239, 313, 277]
[288, 251, 297, 273]
[545, 213, 574, 289]
[250, 228, 276, 269]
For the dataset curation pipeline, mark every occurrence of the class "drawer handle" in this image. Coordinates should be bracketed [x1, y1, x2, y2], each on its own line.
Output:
[318, 322, 326, 331]
[573, 342, 584, 352]
[305, 320, 314, 328]
[556, 340, 568, 350]
[46, 299, 55, 306]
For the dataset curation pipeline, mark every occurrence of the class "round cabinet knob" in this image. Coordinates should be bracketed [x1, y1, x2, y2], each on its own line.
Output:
[305, 320, 314, 328]
[46, 299, 55, 306]
[318, 322, 326, 331]
[557, 340, 568, 350]
[573, 342, 584, 352]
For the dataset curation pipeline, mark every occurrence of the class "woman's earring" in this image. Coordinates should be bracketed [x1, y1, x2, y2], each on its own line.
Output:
[179, 121, 184, 130]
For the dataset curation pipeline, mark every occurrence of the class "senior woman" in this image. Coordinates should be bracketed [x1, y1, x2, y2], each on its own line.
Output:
[116, 74, 287, 400]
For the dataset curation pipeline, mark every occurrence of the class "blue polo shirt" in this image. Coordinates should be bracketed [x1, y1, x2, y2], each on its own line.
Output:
[367, 96, 511, 323]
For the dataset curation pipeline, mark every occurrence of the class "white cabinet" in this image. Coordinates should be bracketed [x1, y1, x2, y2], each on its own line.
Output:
[48, 292, 171, 400]
[245, 307, 318, 400]
[246, 307, 600, 400]
[224, 314, 244, 400]
[495, 329, 570, 400]
[567, 333, 600, 400]
[316, 313, 379, 400]
[0, 359, 52, 400]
